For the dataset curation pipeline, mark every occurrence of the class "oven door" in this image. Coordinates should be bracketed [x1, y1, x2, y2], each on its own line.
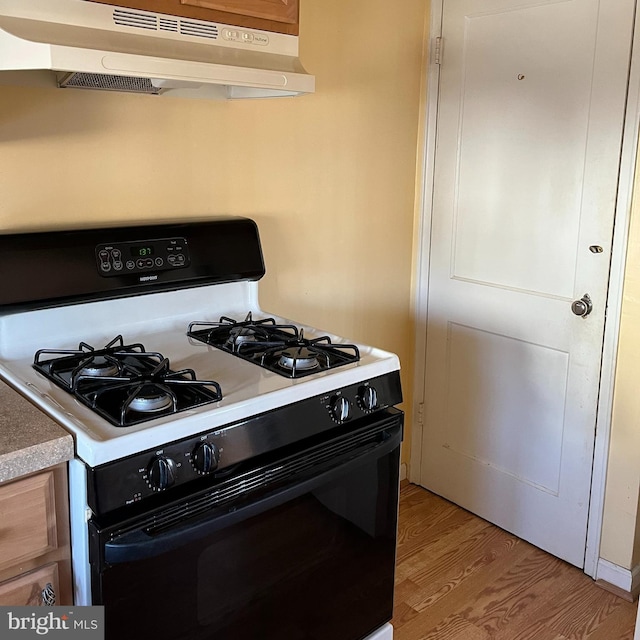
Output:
[89, 410, 402, 640]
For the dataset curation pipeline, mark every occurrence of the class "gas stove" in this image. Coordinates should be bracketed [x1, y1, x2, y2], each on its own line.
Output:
[0, 218, 401, 640]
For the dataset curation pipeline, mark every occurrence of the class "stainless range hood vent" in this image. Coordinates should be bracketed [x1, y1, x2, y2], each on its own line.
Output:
[58, 72, 161, 95]
[0, 0, 315, 100]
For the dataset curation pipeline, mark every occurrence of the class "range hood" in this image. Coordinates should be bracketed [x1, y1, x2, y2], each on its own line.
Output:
[0, 0, 315, 99]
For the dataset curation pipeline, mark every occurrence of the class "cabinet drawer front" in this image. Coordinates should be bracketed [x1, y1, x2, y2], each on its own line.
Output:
[181, 0, 298, 25]
[0, 563, 59, 607]
[0, 472, 57, 571]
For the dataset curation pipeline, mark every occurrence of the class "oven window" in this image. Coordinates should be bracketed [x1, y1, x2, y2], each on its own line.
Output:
[93, 432, 400, 640]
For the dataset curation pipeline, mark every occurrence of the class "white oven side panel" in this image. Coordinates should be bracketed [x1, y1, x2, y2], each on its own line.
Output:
[68, 458, 92, 606]
[364, 623, 393, 640]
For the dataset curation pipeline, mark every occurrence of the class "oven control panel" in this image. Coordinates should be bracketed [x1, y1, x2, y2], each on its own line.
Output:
[95, 236, 191, 277]
[326, 384, 381, 424]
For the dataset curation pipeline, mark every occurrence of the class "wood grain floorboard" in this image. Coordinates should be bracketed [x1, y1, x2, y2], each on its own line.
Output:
[392, 484, 638, 640]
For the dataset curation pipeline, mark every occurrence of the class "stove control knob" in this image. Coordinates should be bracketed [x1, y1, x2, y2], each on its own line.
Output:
[358, 385, 379, 412]
[148, 456, 177, 491]
[192, 442, 220, 474]
[330, 396, 351, 423]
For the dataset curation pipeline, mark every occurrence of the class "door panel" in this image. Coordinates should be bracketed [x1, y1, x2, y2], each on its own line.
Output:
[452, 2, 594, 298]
[444, 323, 567, 494]
[420, 0, 634, 567]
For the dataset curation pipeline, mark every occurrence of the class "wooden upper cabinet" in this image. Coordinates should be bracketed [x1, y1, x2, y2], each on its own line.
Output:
[86, 0, 300, 35]
[181, 0, 297, 25]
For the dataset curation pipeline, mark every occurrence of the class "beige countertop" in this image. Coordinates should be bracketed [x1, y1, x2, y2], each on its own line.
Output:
[0, 381, 74, 484]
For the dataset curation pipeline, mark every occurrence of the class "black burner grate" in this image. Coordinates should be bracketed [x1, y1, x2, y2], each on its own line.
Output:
[188, 313, 360, 378]
[33, 335, 222, 427]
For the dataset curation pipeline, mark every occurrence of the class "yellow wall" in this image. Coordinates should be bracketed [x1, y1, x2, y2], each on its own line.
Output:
[0, 86, 233, 228]
[0, 0, 428, 467]
[601, 146, 640, 569]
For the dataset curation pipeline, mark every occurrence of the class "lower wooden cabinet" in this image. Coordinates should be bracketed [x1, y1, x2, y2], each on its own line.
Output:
[0, 564, 60, 606]
[0, 465, 72, 606]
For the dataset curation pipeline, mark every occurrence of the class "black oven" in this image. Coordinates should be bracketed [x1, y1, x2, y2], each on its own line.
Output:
[88, 409, 402, 640]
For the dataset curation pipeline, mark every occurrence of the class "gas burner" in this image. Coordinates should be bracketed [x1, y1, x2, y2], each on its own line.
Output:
[128, 385, 175, 413]
[190, 312, 298, 354]
[33, 335, 222, 427]
[79, 356, 121, 378]
[188, 316, 360, 378]
[277, 346, 320, 372]
[225, 326, 258, 349]
[34, 335, 151, 392]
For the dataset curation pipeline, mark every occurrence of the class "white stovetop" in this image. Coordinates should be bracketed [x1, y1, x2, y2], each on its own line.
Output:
[0, 282, 400, 467]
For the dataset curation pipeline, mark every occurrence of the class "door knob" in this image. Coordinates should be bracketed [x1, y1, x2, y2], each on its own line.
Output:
[571, 294, 593, 318]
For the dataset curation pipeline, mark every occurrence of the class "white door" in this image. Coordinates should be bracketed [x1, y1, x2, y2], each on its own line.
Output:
[419, 0, 634, 567]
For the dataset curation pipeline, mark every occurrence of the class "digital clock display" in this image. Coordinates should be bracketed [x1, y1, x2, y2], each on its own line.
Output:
[131, 246, 155, 257]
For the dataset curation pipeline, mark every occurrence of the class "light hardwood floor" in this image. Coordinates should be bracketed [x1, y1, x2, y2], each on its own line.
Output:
[392, 483, 638, 640]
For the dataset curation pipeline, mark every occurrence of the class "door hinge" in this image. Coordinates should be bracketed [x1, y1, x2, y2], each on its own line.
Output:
[417, 402, 425, 425]
[434, 37, 443, 65]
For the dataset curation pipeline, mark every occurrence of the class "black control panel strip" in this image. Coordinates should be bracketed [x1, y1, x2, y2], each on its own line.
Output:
[0, 217, 265, 309]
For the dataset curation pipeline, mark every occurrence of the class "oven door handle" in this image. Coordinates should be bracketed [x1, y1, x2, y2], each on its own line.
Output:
[104, 425, 401, 564]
